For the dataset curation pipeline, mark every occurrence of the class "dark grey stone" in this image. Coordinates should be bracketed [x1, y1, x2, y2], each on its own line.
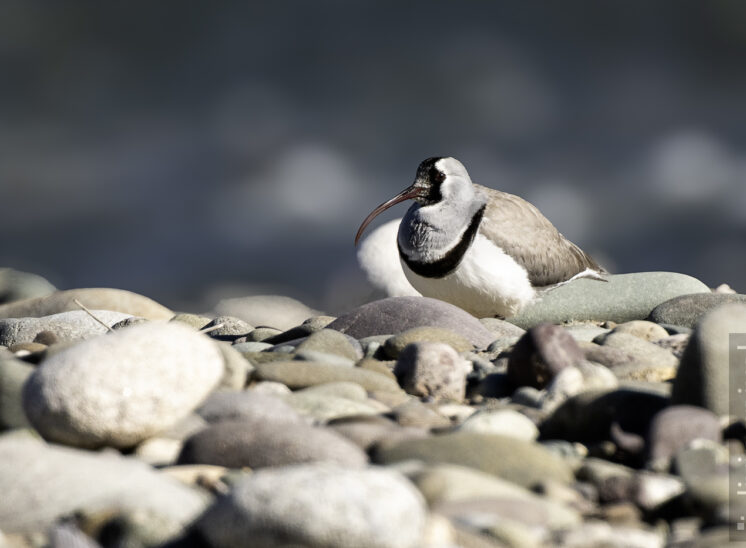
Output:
[196, 390, 304, 425]
[507, 323, 584, 389]
[177, 419, 368, 469]
[648, 293, 746, 329]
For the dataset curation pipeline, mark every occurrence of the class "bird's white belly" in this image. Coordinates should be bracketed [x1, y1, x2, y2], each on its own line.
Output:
[401, 234, 535, 318]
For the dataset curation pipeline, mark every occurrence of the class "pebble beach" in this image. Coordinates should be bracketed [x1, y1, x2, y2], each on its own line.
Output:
[1, 267, 746, 547]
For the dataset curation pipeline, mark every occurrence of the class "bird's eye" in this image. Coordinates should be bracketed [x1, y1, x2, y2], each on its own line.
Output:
[431, 168, 446, 184]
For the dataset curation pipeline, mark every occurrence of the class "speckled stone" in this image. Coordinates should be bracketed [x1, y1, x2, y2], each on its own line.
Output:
[649, 293, 746, 329]
[384, 327, 473, 359]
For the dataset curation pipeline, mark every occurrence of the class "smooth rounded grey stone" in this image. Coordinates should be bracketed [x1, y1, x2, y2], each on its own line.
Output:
[214, 341, 253, 390]
[0, 351, 33, 430]
[196, 464, 425, 548]
[329, 416, 427, 452]
[594, 332, 679, 382]
[196, 390, 304, 425]
[294, 381, 368, 402]
[0, 288, 173, 321]
[384, 327, 473, 359]
[394, 342, 470, 402]
[294, 349, 356, 367]
[0, 436, 207, 535]
[507, 272, 710, 329]
[607, 320, 670, 342]
[177, 419, 368, 469]
[169, 313, 212, 330]
[253, 361, 401, 392]
[212, 295, 318, 331]
[295, 328, 362, 361]
[649, 293, 746, 329]
[458, 409, 539, 441]
[287, 393, 381, 423]
[232, 341, 272, 353]
[375, 431, 574, 488]
[646, 405, 721, 471]
[507, 324, 584, 389]
[204, 316, 253, 341]
[23, 323, 224, 448]
[0, 310, 132, 346]
[328, 297, 495, 349]
[478, 317, 526, 338]
[0, 268, 56, 304]
[245, 326, 282, 342]
[672, 303, 746, 416]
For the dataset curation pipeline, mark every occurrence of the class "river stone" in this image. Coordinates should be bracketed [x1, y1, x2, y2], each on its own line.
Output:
[0, 352, 33, 430]
[457, 409, 539, 441]
[328, 297, 495, 348]
[170, 313, 212, 330]
[213, 341, 253, 390]
[177, 419, 367, 469]
[23, 323, 224, 448]
[507, 324, 584, 389]
[196, 464, 425, 548]
[203, 316, 253, 341]
[607, 320, 670, 342]
[478, 317, 526, 338]
[507, 272, 710, 329]
[594, 333, 679, 382]
[375, 431, 573, 487]
[394, 342, 470, 402]
[649, 293, 746, 329]
[552, 522, 664, 548]
[0, 268, 56, 304]
[295, 329, 362, 361]
[646, 405, 722, 472]
[0, 288, 173, 320]
[0, 435, 207, 534]
[384, 327, 473, 359]
[541, 388, 669, 442]
[253, 361, 401, 392]
[0, 310, 132, 346]
[212, 295, 318, 331]
[329, 416, 428, 451]
[196, 390, 304, 425]
[672, 303, 746, 416]
[287, 393, 382, 422]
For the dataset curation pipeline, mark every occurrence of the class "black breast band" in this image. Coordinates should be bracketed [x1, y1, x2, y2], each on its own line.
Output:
[398, 205, 486, 279]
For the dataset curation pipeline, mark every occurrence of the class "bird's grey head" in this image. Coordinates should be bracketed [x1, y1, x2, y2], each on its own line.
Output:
[354, 156, 475, 245]
[411, 157, 474, 206]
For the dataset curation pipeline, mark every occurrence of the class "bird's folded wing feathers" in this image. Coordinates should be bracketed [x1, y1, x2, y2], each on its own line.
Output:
[478, 186, 606, 287]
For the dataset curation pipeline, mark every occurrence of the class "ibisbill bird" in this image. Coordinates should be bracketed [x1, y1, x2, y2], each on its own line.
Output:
[354, 157, 606, 318]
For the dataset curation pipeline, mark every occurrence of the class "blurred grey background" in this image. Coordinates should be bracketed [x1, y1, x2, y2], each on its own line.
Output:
[2, 1, 745, 313]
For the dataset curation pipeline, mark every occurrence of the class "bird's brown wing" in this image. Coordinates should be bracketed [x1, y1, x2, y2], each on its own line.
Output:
[477, 185, 605, 287]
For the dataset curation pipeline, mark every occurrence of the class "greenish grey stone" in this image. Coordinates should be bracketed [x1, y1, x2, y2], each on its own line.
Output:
[232, 341, 272, 353]
[294, 350, 355, 367]
[295, 382, 368, 402]
[672, 303, 746, 417]
[606, 320, 669, 342]
[169, 313, 212, 330]
[246, 327, 282, 342]
[410, 464, 580, 529]
[375, 432, 574, 488]
[383, 327, 472, 359]
[242, 351, 296, 366]
[457, 409, 538, 441]
[301, 315, 337, 330]
[649, 293, 746, 329]
[296, 329, 361, 361]
[478, 318, 526, 338]
[287, 394, 381, 423]
[254, 361, 402, 392]
[507, 272, 710, 329]
[0, 352, 33, 430]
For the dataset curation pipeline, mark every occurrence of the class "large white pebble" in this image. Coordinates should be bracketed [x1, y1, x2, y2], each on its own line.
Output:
[23, 322, 224, 448]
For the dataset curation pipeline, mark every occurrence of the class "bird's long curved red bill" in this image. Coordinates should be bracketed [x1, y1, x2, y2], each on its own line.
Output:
[354, 186, 422, 245]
